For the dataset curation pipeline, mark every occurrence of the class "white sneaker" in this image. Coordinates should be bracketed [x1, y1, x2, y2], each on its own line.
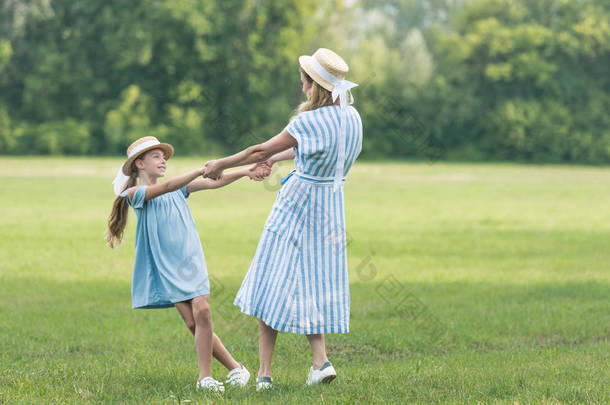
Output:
[306, 361, 336, 386]
[256, 376, 273, 391]
[226, 364, 250, 387]
[196, 377, 225, 393]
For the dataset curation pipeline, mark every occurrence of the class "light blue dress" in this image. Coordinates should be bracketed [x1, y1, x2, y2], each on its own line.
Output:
[234, 105, 363, 334]
[126, 185, 210, 309]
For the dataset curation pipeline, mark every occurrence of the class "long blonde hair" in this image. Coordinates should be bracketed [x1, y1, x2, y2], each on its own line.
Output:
[106, 161, 140, 248]
[293, 67, 334, 117]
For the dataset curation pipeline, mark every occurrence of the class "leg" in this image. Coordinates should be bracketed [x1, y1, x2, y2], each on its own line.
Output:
[175, 300, 241, 371]
[211, 333, 241, 371]
[191, 295, 213, 381]
[175, 300, 196, 334]
[306, 333, 329, 370]
[258, 319, 278, 378]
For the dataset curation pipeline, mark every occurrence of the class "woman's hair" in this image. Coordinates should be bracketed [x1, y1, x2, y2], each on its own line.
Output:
[106, 160, 140, 248]
[293, 67, 334, 116]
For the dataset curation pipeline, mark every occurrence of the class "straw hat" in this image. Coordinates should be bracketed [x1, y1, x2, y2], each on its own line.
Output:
[122, 136, 174, 175]
[299, 48, 350, 92]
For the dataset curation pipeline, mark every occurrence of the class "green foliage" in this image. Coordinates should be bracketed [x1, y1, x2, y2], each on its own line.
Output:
[8, 119, 90, 155]
[0, 0, 319, 156]
[0, 0, 608, 163]
[414, 0, 610, 163]
[0, 106, 12, 152]
[485, 99, 572, 162]
[0, 39, 11, 72]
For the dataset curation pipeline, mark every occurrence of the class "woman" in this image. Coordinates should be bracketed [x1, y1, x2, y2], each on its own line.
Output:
[202, 48, 362, 390]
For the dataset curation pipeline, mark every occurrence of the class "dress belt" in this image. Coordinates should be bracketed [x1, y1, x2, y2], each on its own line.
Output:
[281, 169, 346, 186]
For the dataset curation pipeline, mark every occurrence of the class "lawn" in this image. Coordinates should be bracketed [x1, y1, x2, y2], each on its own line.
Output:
[0, 157, 608, 404]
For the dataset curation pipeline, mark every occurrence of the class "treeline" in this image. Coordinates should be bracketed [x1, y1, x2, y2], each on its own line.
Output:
[0, 0, 609, 163]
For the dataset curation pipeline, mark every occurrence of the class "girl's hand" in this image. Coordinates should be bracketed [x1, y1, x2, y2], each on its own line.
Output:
[203, 160, 224, 180]
[248, 162, 272, 181]
[248, 164, 271, 181]
[247, 171, 263, 181]
[249, 160, 274, 173]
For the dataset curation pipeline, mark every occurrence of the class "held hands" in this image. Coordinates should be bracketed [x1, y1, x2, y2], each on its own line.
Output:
[202, 160, 223, 180]
[201, 159, 273, 182]
[248, 160, 273, 181]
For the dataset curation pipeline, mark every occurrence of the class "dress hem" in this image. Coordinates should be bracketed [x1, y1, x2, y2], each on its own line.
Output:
[133, 290, 210, 309]
[234, 298, 349, 335]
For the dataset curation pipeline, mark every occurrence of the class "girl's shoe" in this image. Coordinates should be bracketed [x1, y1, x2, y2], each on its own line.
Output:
[306, 361, 336, 385]
[196, 377, 225, 393]
[256, 376, 273, 391]
[226, 364, 251, 387]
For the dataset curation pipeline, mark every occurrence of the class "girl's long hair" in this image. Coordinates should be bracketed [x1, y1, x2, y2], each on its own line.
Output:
[106, 163, 139, 248]
[293, 67, 334, 117]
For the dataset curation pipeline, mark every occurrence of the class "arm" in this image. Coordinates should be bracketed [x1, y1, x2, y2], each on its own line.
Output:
[203, 130, 297, 179]
[186, 167, 256, 193]
[127, 168, 203, 202]
[268, 148, 296, 165]
[248, 147, 295, 174]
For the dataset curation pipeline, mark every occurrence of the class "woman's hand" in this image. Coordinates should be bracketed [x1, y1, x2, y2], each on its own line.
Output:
[249, 159, 274, 174]
[203, 159, 224, 180]
[247, 169, 265, 181]
[248, 161, 272, 181]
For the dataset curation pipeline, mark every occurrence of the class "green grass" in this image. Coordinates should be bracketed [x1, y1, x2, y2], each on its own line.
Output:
[1, 157, 608, 404]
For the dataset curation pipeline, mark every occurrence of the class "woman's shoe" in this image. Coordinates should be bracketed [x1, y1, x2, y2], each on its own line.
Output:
[306, 362, 336, 385]
[256, 376, 273, 391]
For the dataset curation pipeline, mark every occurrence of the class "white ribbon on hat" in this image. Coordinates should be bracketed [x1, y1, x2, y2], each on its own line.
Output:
[112, 139, 160, 196]
[308, 56, 358, 191]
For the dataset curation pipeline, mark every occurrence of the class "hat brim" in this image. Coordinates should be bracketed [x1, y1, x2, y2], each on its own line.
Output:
[122, 143, 174, 175]
[299, 55, 334, 92]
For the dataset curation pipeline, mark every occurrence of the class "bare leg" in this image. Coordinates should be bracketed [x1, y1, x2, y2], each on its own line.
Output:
[175, 300, 241, 371]
[211, 334, 241, 370]
[175, 300, 196, 333]
[306, 334, 329, 370]
[191, 295, 213, 381]
[258, 319, 278, 378]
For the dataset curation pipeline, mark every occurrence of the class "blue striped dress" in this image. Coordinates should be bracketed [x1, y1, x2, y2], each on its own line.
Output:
[234, 105, 362, 334]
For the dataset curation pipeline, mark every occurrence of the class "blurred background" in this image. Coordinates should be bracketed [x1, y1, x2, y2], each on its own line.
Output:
[0, 0, 609, 163]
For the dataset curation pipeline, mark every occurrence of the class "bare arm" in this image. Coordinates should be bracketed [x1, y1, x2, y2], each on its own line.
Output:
[127, 168, 203, 202]
[247, 147, 296, 174]
[268, 148, 296, 165]
[203, 130, 297, 179]
[186, 167, 256, 193]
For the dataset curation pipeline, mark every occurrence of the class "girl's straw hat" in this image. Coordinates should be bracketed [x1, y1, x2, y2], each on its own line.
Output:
[122, 136, 174, 175]
[299, 48, 350, 92]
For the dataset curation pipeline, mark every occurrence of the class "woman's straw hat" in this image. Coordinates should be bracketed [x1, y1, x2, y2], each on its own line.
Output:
[299, 48, 350, 92]
[122, 136, 174, 175]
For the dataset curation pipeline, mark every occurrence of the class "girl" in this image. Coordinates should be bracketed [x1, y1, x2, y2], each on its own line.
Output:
[106, 136, 268, 392]
[202, 48, 362, 390]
